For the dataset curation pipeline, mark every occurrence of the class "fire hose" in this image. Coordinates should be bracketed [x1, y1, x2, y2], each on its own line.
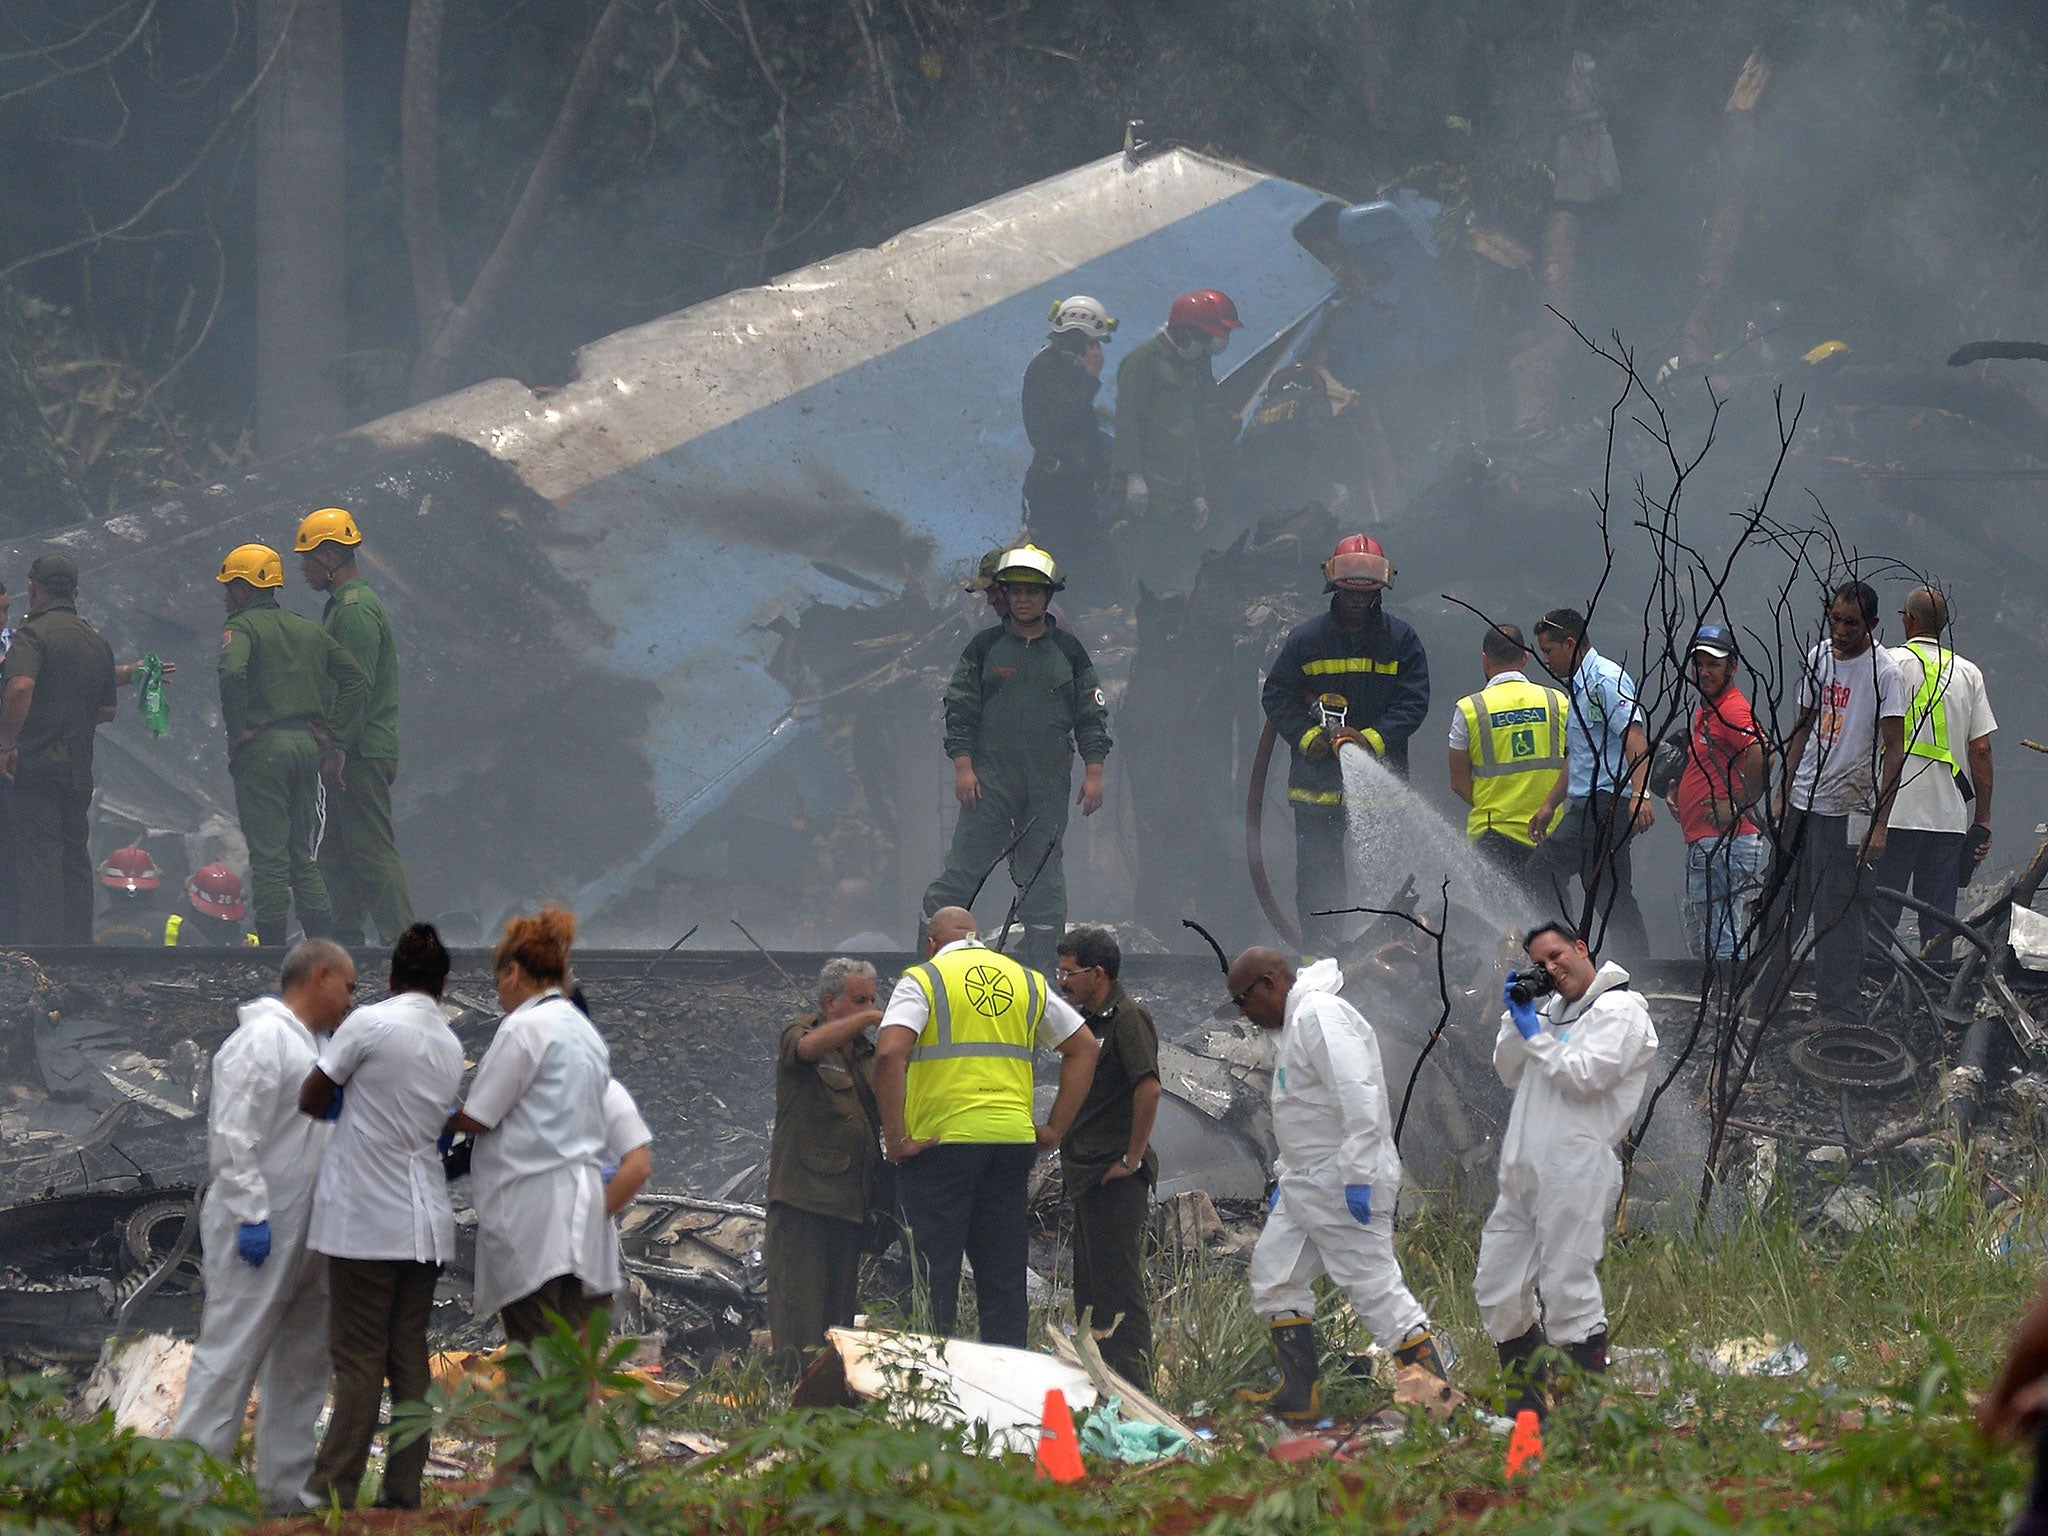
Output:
[1245, 719, 1301, 950]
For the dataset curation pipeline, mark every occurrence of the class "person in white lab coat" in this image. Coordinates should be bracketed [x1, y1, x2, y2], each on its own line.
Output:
[1474, 921, 1657, 1413]
[450, 906, 618, 1345]
[1225, 946, 1446, 1421]
[173, 939, 356, 1513]
[295, 923, 465, 1512]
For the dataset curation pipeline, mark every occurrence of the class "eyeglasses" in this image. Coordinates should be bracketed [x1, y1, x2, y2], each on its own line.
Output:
[1230, 974, 1272, 1012]
[1054, 965, 1095, 982]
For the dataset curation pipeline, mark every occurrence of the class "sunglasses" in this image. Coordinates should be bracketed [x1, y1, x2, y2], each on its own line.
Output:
[1230, 973, 1272, 1012]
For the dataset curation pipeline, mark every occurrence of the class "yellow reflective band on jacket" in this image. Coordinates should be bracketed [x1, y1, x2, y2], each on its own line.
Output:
[903, 943, 1044, 1144]
[1287, 787, 1346, 805]
[1902, 639, 1956, 769]
[163, 914, 181, 946]
[1459, 680, 1568, 846]
[1301, 657, 1400, 677]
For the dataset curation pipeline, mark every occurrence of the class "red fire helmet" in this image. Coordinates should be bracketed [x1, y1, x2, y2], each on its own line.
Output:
[1323, 534, 1394, 592]
[1166, 289, 1243, 340]
[186, 863, 247, 920]
[99, 846, 161, 892]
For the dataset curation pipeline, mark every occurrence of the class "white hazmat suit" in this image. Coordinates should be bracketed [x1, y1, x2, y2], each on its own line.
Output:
[1248, 959, 1430, 1347]
[1473, 959, 1657, 1348]
[173, 996, 332, 1505]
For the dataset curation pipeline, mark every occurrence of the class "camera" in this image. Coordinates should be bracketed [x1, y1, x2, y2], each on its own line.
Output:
[1507, 965, 1555, 1007]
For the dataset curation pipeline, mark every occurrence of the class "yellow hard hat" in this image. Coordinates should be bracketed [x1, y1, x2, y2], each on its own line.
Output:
[994, 543, 1064, 590]
[217, 544, 284, 588]
[294, 506, 362, 553]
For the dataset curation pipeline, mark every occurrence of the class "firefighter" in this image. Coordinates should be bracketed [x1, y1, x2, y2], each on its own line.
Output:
[1022, 297, 1116, 590]
[174, 863, 261, 947]
[295, 509, 415, 944]
[1260, 536, 1429, 953]
[95, 845, 169, 946]
[1110, 289, 1240, 594]
[920, 544, 1111, 974]
[216, 544, 368, 946]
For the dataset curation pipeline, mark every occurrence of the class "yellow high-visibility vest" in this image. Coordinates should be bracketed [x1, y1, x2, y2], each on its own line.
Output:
[1902, 639, 1957, 769]
[1458, 678, 1568, 847]
[903, 943, 1045, 1144]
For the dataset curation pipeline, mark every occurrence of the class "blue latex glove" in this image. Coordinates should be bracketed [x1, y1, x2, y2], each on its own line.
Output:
[1344, 1184, 1373, 1225]
[1503, 977, 1543, 1040]
[1267, 1182, 1280, 1212]
[437, 1103, 459, 1156]
[322, 1085, 344, 1121]
[236, 1220, 271, 1268]
[600, 1163, 620, 1183]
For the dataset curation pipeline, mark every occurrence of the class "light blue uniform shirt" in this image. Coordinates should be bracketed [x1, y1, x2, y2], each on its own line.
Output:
[1564, 647, 1643, 799]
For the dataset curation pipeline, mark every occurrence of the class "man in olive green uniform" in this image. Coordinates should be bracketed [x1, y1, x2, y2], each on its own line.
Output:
[1055, 926, 1161, 1387]
[295, 508, 414, 943]
[1110, 289, 1241, 594]
[0, 555, 117, 943]
[216, 543, 368, 945]
[764, 957, 885, 1375]
[920, 544, 1111, 975]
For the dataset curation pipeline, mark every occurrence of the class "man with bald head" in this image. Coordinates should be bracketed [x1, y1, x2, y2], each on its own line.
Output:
[176, 939, 355, 1513]
[872, 906, 1098, 1346]
[1226, 946, 1446, 1419]
[1875, 586, 1996, 958]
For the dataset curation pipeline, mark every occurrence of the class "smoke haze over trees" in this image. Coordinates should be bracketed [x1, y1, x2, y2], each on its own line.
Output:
[1, 0, 2047, 525]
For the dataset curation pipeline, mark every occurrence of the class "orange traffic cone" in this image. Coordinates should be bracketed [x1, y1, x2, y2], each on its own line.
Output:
[1035, 1388, 1086, 1483]
[1504, 1408, 1543, 1479]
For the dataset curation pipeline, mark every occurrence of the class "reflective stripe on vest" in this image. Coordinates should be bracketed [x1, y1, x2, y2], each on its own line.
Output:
[1902, 639, 1956, 769]
[1458, 680, 1567, 845]
[163, 914, 181, 946]
[903, 944, 1043, 1143]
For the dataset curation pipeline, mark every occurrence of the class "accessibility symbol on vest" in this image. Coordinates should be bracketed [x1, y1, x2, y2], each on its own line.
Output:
[963, 964, 1015, 1017]
[1510, 727, 1536, 759]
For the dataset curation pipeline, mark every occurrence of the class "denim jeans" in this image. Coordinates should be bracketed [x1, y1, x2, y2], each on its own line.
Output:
[1683, 832, 1769, 961]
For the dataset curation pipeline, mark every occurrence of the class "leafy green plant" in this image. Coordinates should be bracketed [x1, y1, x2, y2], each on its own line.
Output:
[0, 1371, 251, 1535]
[392, 1307, 670, 1536]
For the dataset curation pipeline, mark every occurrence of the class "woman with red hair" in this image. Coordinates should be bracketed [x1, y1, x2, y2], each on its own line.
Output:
[452, 906, 617, 1343]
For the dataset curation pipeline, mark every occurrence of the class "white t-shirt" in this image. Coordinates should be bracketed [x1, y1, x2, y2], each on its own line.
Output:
[1446, 670, 1527, 751]
[878, 939, 1085, 1047]
[1791, 642, 1905, 816]
[464, 991, 619, 1318]
[309, 992, 466, 1263]
[1886, 643, 1996, 833]
[601, 1079, 652, 1164]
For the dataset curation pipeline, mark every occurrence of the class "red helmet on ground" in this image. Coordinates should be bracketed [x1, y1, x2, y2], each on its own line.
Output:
[187, 863, 247, 920]
[1323, 534, 1394, 592]
[99, 846, 161, 892]
[1166, 289, 1243, 340]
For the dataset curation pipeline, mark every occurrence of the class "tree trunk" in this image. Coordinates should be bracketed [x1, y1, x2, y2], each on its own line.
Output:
[254, 0, 348, 456]
[408, 0, 637, 403]
[1678, 44, 1771, 367]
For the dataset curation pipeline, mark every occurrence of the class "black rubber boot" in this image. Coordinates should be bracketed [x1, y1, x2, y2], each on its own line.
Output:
[298, 909, 336, 941]
[254, 920, 287, 947]
[1496, 1324, 1548, 1418]
[1393, 1328, 1450, 1383]
[1562, 1328, 1608, 1378]
[1236, 1316, 1321, 1420]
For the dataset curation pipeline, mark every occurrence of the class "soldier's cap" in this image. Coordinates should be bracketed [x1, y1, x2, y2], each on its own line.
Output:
[28, 553, 77, 594]
[1533, 607, 1586, 643]
[963, 548, 1007, 593]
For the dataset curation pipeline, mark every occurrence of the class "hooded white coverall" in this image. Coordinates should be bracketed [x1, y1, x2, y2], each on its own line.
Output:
[1248, 959, 1430, 1347]
[1473, 959, 1657, 1347]
[173, 995, 333, 1504]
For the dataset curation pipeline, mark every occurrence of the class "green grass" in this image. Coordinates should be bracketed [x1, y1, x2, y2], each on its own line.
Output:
[636, 1155, 2048, 1534]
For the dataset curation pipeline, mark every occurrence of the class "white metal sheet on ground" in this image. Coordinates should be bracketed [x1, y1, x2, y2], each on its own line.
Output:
[826, 1326, 1097, 1455]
